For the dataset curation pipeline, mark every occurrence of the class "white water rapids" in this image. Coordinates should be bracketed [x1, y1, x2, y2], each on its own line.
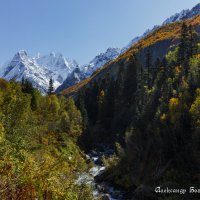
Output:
[76, 149, 124, 200]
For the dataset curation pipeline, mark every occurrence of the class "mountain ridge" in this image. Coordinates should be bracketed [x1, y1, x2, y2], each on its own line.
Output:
[56, 47, 121, 92]
[60, 14, 200, 96]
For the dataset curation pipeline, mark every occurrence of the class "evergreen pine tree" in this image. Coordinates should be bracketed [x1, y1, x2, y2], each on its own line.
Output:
[48, 77, 54, 95]
[188, 25, 198, 58]
[101, 77, 116, 131]
[123, 57, 138, 105]
[77, 90, 88, 130]
[178, 22, 189, 62]
[22, 79, 34, 93]
[145, 50, 152, 89]
[152, 58, 162, 83]
[21, 76, 25, 86]
[84, 81, 99, 124]
[178, 22, 190, 76]
[21, 79, 39, 111]
[115, 64, 125, 112]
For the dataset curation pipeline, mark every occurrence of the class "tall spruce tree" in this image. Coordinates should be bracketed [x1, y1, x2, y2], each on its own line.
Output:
[188, 25, 198, 58]
[21, 78, 38, 110]
[123, 57, 138, 105]
[152, 57, 162, 83]
[76, 90, 88, 131]
[115, 64, 125, 112]
[22, 79, 34, 94]
[178, 22, 189, 62]
[48, 77, 54, 95]
[145, 50, 152, 89]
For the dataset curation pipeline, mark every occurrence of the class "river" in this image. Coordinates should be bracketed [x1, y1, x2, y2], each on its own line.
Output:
[76, 148, 125, 200]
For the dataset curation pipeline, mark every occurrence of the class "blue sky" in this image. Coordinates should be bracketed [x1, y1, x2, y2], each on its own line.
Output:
[0, 0, 199, 65]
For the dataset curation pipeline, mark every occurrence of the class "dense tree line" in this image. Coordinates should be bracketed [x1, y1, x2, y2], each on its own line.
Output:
[0, 79, 93, 199]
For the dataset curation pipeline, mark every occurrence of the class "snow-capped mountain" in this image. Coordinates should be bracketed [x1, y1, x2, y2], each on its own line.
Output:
[56, 48, 120, 92]
[34, 52, 78, 85]
[0, 50, 78, 94]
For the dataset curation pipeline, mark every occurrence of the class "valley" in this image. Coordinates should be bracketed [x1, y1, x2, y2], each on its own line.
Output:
[0, 2, 200, 200]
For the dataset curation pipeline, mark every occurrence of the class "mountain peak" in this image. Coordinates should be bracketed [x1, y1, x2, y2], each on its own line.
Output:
[104, 48, 121, 56]
[14, 50, 28, 60]
[48, 52, 63, 58]
[18, 49, 27, 55]
[106, 47, 120, 52]
[50, 52, 56, 57]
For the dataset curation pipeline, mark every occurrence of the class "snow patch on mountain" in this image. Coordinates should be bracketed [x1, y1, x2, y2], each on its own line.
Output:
[56, 67, 86, 93]
[81, 47, 121, 77]
[34, 52, 78, 84]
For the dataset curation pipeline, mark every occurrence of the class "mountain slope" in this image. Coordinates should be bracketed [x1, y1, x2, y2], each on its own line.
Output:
[60, 15, 200, 96]
[122, 3, 200, 53]
[121, 25, 160, 53]
[56, 67, 87, 93]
